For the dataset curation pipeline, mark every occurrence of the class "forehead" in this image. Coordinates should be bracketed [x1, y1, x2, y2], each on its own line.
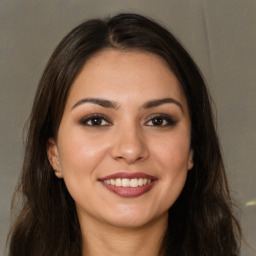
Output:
[66, 49, 187, 110]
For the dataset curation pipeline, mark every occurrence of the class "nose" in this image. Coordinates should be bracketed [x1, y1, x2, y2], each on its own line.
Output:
[110, 125, 149, 164]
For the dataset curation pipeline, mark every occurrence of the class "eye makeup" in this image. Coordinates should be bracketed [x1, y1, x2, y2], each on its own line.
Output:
[79, 113, 112, 126]
[144, 113, 178, 127]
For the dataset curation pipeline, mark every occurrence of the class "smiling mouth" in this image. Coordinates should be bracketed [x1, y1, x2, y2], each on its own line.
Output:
[103, 178, 152, 187]
[99, 172, 157, 197]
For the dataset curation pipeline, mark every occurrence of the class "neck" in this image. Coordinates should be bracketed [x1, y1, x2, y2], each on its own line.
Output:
[79, 213, 168, 256]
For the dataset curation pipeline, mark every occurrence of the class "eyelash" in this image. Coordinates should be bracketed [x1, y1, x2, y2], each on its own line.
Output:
[79, 113, 177, 127]
[144, 114, 177, 127]
[80, 114, 112, 126]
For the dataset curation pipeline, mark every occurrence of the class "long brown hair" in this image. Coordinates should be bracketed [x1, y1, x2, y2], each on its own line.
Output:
[7, 13, 241, 256]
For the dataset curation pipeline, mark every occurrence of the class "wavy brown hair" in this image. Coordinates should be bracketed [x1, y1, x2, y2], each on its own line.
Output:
[7, 13, 241, 256]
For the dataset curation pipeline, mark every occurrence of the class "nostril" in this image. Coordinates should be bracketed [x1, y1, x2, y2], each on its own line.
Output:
[111, 145, 149, 164]
[110, 130, 150, 163]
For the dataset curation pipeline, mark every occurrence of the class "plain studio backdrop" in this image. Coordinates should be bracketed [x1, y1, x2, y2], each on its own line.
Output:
[0, 1, 255, 255]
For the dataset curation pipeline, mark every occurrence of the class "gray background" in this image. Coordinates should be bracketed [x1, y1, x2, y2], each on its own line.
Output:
[0, 0, 255, 255]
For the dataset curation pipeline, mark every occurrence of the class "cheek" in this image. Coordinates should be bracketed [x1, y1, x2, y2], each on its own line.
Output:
[56, 133, 111, 210]
[150, 132, 191, 205]
[57, 129, 110, 182]
[153, 131, 191, 171]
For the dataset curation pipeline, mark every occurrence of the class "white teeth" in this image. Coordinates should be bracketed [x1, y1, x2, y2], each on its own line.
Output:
[103, 178, 153, 188]
[122, 178, 130, 187]
[130, 178, 138, 187]
[115, 178, 122, 187]
[138, 178, 144, 186]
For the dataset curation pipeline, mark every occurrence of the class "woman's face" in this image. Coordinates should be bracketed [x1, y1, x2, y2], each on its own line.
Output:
[47, 49, 193, 229]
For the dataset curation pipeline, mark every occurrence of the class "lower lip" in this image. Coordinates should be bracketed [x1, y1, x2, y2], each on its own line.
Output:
[101, 181, 156, 198]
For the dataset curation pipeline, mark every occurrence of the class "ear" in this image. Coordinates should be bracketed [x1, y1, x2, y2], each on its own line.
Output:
[188, 149, 194, 171]
[46, 138, 63, 178]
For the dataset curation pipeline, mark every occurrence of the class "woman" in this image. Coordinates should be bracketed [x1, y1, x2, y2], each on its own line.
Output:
[8, 13, 241, 256]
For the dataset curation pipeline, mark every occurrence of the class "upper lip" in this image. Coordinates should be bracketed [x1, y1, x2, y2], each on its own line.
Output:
[98, 172, 157, 181]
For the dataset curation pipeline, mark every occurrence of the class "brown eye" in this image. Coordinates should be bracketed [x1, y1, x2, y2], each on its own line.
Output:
[80, 114, 111, 126]
[151, 117, 164, 126]
[89, 117, 104, 126]
[145, 114, 177, 127]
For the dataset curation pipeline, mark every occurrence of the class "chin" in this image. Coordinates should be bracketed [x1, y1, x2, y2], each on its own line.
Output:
[103, 206, 168, 229]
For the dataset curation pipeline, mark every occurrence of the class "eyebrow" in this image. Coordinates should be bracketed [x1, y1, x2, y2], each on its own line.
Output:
[141, 98, 184, 113]
[71, 97, 184, 113]
[71, 98, 120, 110]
